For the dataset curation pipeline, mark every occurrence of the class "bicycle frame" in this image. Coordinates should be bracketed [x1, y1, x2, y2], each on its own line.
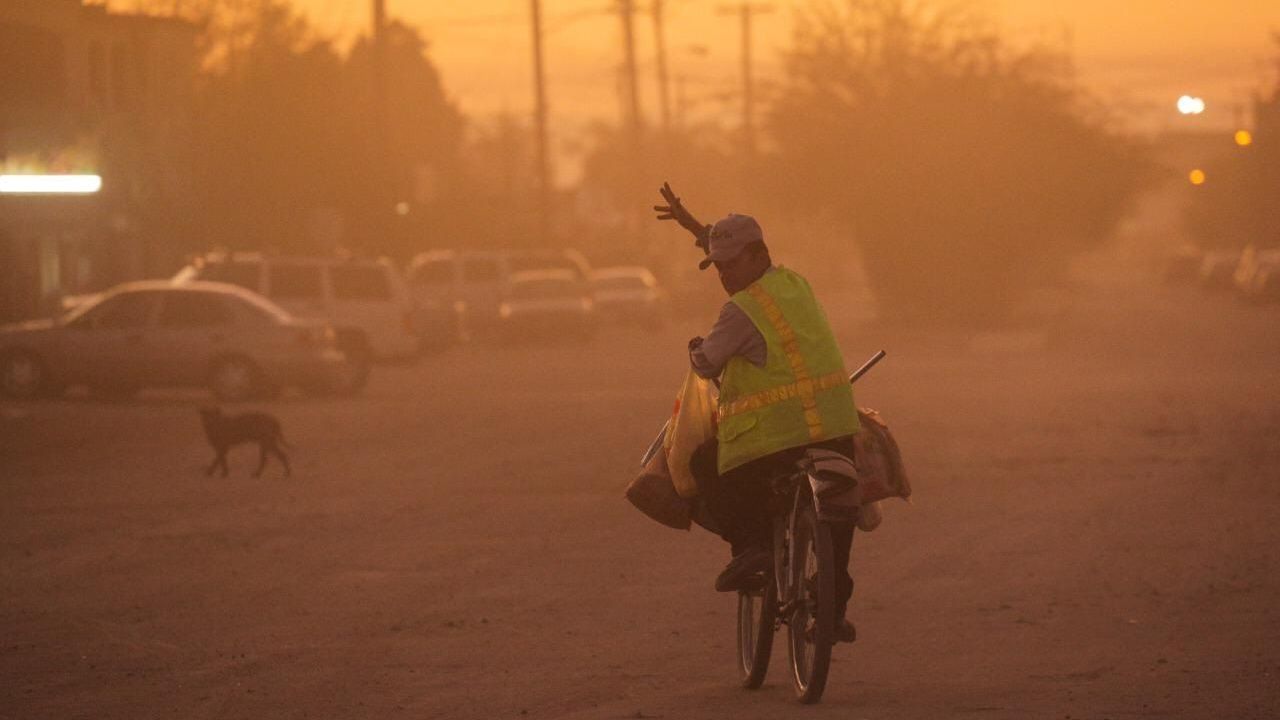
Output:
[771, 475, 808, 620]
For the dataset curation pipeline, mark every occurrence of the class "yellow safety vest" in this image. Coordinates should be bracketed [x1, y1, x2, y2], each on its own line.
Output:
[716, 267, 860, 474]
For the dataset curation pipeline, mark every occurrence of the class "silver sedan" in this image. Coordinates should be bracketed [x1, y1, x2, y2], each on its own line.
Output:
[0, 281, 356, 401]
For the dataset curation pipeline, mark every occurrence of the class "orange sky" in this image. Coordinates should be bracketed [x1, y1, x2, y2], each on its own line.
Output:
[265, 0, 1278, 135]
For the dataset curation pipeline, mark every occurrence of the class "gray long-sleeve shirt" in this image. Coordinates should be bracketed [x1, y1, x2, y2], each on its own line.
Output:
[689, 268, 774, 378]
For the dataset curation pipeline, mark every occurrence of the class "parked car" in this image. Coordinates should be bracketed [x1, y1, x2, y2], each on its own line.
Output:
[496, 269, 597, 341]
[1163, 246, 1203, 283]
[0, 281, 355, 401]
[1233, 245, 1280, 296]
[173, 252, 429, 362]
[1197, 251, 1241, 290]
[590, 266, 668, 330]
[1247, 264, 1280, 302]
[406, 249, 592, 340]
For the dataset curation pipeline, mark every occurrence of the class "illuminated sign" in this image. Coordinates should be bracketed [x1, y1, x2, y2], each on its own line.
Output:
[0, 175, 103, 194]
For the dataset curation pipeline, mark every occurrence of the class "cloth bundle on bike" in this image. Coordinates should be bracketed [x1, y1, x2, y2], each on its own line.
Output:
[853, 408, 912, 506]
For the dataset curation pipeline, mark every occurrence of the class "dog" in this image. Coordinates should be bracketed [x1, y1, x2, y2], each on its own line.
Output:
[198, 406, 291, 478]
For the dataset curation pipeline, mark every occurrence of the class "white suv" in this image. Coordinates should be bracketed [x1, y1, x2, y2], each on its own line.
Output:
[174, 253, 425, 362]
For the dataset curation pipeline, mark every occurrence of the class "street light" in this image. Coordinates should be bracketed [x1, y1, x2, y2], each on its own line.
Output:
[1235, 130, 1253, 147]
[1189, 169, 1206, 186]
[1177, 95, 1206, 115]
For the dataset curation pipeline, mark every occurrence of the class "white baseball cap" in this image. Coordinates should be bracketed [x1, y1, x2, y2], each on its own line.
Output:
[699, 213, 764, 270]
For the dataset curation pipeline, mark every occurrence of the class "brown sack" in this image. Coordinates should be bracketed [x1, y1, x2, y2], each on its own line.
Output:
[853, 408, 912, 506]
[625, 448, 692, 530]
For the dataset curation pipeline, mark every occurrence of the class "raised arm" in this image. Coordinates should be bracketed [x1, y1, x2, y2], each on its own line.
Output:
[654, 182, 711, 253]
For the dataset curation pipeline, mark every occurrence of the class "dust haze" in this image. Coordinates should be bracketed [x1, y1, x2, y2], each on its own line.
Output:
[2, 1, 1279, 718]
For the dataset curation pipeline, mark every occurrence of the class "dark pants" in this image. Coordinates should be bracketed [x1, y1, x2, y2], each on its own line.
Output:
[690, 436, 857, 617]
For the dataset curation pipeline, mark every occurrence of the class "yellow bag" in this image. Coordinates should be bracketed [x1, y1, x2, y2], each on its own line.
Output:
[663, 370, 718, 498]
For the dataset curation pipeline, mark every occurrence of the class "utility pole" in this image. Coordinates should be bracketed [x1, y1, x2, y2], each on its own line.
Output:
[617, 0, 646, 237]
[652, 0, 672, 134]
[530, 0, 552, 242]
[675, 74, 687, 132]
[372, 0, 392, 213]
[718, 3, 773, 158]
[618, 0, 644, 139]
[372, 0, 389, 135]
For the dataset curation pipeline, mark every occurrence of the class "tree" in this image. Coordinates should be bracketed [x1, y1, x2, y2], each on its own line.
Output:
[191, 1, 347, 253]
[128, 1, 466, 260]
[338, 21, 466, 257]
[768, 0, 1150, 322]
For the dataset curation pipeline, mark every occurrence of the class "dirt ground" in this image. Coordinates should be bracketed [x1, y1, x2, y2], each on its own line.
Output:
[2, 273, 1279, 720]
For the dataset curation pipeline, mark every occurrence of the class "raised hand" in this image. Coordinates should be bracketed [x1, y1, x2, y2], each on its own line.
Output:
[654, 182, 710, 250]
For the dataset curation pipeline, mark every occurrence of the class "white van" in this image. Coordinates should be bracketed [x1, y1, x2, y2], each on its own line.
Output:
[174, 252, 428, 361]
[406, 249, 591, 340]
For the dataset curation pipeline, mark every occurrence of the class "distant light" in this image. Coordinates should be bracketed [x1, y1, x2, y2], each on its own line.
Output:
[1235, 129, 1253, 147]
[1177, 95, 1206, 115]
[395, 201, 410, 216]
[1189, 169, 1206, 185]
[0, 174, 102, 194]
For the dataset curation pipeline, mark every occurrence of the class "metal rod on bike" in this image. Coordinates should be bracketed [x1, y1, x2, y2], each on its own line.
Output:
[639, 418, 669, 467]
[848, 350, 886, 385]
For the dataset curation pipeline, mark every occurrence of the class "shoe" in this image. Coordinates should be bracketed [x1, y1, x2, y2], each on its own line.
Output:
[834, 617, 857, 643]
[714, 547, 771, 592]
[805, 617, 857, 644]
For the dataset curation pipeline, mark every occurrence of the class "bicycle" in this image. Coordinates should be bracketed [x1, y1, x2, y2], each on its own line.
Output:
[735, 350, 885, 703]
[736, 467, 838, 703]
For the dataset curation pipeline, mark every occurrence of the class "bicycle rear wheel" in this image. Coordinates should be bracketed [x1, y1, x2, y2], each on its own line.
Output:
[786, 500, 835, 704]
[736, 571, 776, 688]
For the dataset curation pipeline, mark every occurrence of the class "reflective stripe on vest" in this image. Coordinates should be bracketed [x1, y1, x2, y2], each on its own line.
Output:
[716, 369, 847, 427]
[742, 282, 826, 440]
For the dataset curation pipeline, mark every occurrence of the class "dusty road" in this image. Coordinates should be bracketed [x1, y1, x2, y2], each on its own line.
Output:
[2, 279, 1279, 719]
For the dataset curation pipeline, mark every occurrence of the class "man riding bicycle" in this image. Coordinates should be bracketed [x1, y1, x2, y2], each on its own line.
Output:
[654, 183, 861, 644]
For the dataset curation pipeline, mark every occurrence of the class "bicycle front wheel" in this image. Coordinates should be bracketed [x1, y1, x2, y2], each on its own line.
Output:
[736, 571, 777, 688]
[786, 501, 835, 704]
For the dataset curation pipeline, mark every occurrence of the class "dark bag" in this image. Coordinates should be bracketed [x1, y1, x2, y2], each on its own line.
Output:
[625, 449, 693, 530]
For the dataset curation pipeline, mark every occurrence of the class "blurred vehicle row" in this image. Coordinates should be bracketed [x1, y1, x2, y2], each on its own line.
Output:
[404, 249, 667, 340]
[1166, 244, 1280, 302]
[0, 249, 669, 400]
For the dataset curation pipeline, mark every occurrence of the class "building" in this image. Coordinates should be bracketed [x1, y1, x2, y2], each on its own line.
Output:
[0, 0, 198, 322]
